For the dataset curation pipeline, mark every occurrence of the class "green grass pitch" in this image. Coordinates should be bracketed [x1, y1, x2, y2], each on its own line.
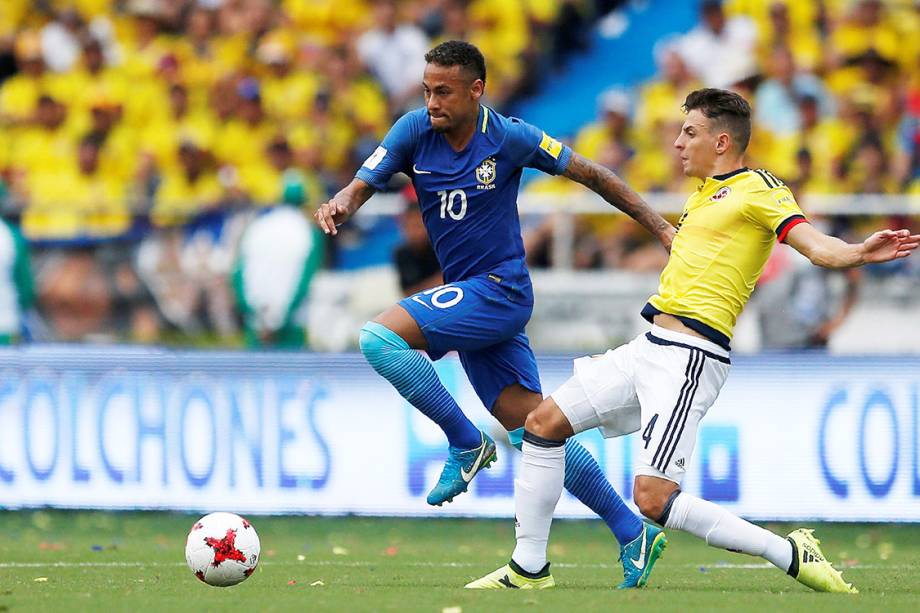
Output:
[0, 511, 917, 611]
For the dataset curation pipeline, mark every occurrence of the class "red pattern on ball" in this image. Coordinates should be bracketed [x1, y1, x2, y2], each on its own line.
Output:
[203, 529, 247, 567]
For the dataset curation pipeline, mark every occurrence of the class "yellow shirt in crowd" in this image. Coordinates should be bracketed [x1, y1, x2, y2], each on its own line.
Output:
[23, 168, 128, 239]
[152, 170, 223, 227]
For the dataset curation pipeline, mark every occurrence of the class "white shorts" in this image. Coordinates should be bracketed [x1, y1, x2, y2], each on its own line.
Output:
[551, 325, 731, 484]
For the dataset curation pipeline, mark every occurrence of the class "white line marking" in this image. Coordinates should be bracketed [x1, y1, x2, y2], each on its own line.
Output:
[0, 560, 901, 570]
[0, 562, 181, 568]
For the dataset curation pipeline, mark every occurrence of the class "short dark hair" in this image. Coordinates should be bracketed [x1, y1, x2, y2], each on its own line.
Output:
[79, 132, 105, 150]
[424, 40, 486, 84]
[682, 88, 752, 153]
[701, 0, 723, 15]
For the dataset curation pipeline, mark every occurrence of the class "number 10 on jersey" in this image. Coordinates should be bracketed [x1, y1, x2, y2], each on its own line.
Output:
[438, 189, 467, 220]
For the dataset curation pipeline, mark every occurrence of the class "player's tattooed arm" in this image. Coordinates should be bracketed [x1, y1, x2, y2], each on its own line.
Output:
[563, 152, 675, 250]
[315, 178, 376, 236]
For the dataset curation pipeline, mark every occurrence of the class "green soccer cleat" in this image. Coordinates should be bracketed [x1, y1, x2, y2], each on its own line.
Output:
[617, 522, 668, 589]
[426, 431, 497, 506]
[465, 560, 555, 589]
[786, 528, 858, 594]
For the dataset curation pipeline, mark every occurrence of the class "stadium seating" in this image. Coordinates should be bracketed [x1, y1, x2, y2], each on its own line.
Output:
[0, 0, 916, 345]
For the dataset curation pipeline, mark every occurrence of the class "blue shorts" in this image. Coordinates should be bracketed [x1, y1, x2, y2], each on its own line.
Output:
[399, 274, 541, 412]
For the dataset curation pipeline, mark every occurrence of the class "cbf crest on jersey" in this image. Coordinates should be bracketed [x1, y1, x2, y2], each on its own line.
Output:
[476, 158, 497, 190]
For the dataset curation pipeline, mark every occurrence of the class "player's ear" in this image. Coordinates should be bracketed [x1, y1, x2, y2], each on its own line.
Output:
[470, 78, 484, 101]
[715, 132, 731, 155]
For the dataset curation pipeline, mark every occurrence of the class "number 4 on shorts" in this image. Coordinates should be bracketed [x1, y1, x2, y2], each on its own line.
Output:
[642, 414, 659, 449]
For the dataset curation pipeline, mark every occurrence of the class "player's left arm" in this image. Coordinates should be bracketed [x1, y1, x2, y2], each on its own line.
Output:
[785, 223, 920, 268]
[507, 119, 674, 249]
[562, 152, 675, 250]
[744, 180, 919, 268]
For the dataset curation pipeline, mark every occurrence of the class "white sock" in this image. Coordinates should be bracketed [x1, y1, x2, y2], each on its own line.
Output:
[511, 439, 565, 574]
[665, 492, 793, 572]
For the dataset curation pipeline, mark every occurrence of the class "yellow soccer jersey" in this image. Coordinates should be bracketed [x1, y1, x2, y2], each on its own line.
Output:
[643, 167, 807, 349]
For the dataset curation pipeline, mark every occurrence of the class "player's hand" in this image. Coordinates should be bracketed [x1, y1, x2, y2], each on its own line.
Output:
[861, 229, 920, 263]
[314, 196, 353, 236]
[659, 224, 677, 253]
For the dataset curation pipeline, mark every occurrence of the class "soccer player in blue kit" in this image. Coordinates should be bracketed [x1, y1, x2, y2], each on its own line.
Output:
[315, 41, 675, 587]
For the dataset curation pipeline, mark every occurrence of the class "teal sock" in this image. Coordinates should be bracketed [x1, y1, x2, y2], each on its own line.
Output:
[360, 322, 481, 450]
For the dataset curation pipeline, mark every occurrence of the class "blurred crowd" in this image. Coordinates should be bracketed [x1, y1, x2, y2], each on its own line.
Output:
[0, 0, 917, 348]
[0, 0, 603, 238]
[0, 0, 610, 344]
[527, 0, 920, 274]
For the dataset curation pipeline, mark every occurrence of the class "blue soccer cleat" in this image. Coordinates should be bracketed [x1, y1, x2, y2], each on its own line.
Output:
[427, 431, 497, 506]
[617, 522, 668, 589]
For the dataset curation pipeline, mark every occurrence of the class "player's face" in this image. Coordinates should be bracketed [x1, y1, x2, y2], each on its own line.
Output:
[674, 109, 719, 179]
[423, 63, 483, 133]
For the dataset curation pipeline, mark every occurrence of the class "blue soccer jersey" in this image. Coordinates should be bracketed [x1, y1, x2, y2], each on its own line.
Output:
[356, 106, 572, 304]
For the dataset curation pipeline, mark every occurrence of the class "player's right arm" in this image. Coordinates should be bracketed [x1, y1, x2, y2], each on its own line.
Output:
[315, 179, 375, 236]
[315, 111, 419, 236]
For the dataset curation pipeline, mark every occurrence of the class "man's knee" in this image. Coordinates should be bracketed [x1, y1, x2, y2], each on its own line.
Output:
[358, 323, 375, 356]
[372, 304, 427, 350]
[493, 384, 542, 432]
[523, 400, 572, 441]
[633, 486, 666, 520]
[359, 321, 408, 365]
[633, 476, 679, 523]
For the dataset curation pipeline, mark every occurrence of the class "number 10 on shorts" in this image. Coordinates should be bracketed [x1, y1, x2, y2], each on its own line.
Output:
[412, 285, 465, 310]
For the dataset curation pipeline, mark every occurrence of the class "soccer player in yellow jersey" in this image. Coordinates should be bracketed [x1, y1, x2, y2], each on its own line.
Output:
[468, 88, 920, 592]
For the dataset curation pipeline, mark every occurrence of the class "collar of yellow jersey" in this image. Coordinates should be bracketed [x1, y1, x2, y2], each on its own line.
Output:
[712, 166, 749, 181]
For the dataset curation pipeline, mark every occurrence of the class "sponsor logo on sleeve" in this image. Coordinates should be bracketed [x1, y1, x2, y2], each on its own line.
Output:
[539, 132, 563, 159]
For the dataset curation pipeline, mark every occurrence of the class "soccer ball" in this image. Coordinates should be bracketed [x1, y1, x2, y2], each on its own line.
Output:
[185, 512, 260, 587]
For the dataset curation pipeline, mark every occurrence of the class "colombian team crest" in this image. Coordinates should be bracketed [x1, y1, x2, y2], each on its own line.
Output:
[476, 158, 496, 188]
[711, 186, 731, 201]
